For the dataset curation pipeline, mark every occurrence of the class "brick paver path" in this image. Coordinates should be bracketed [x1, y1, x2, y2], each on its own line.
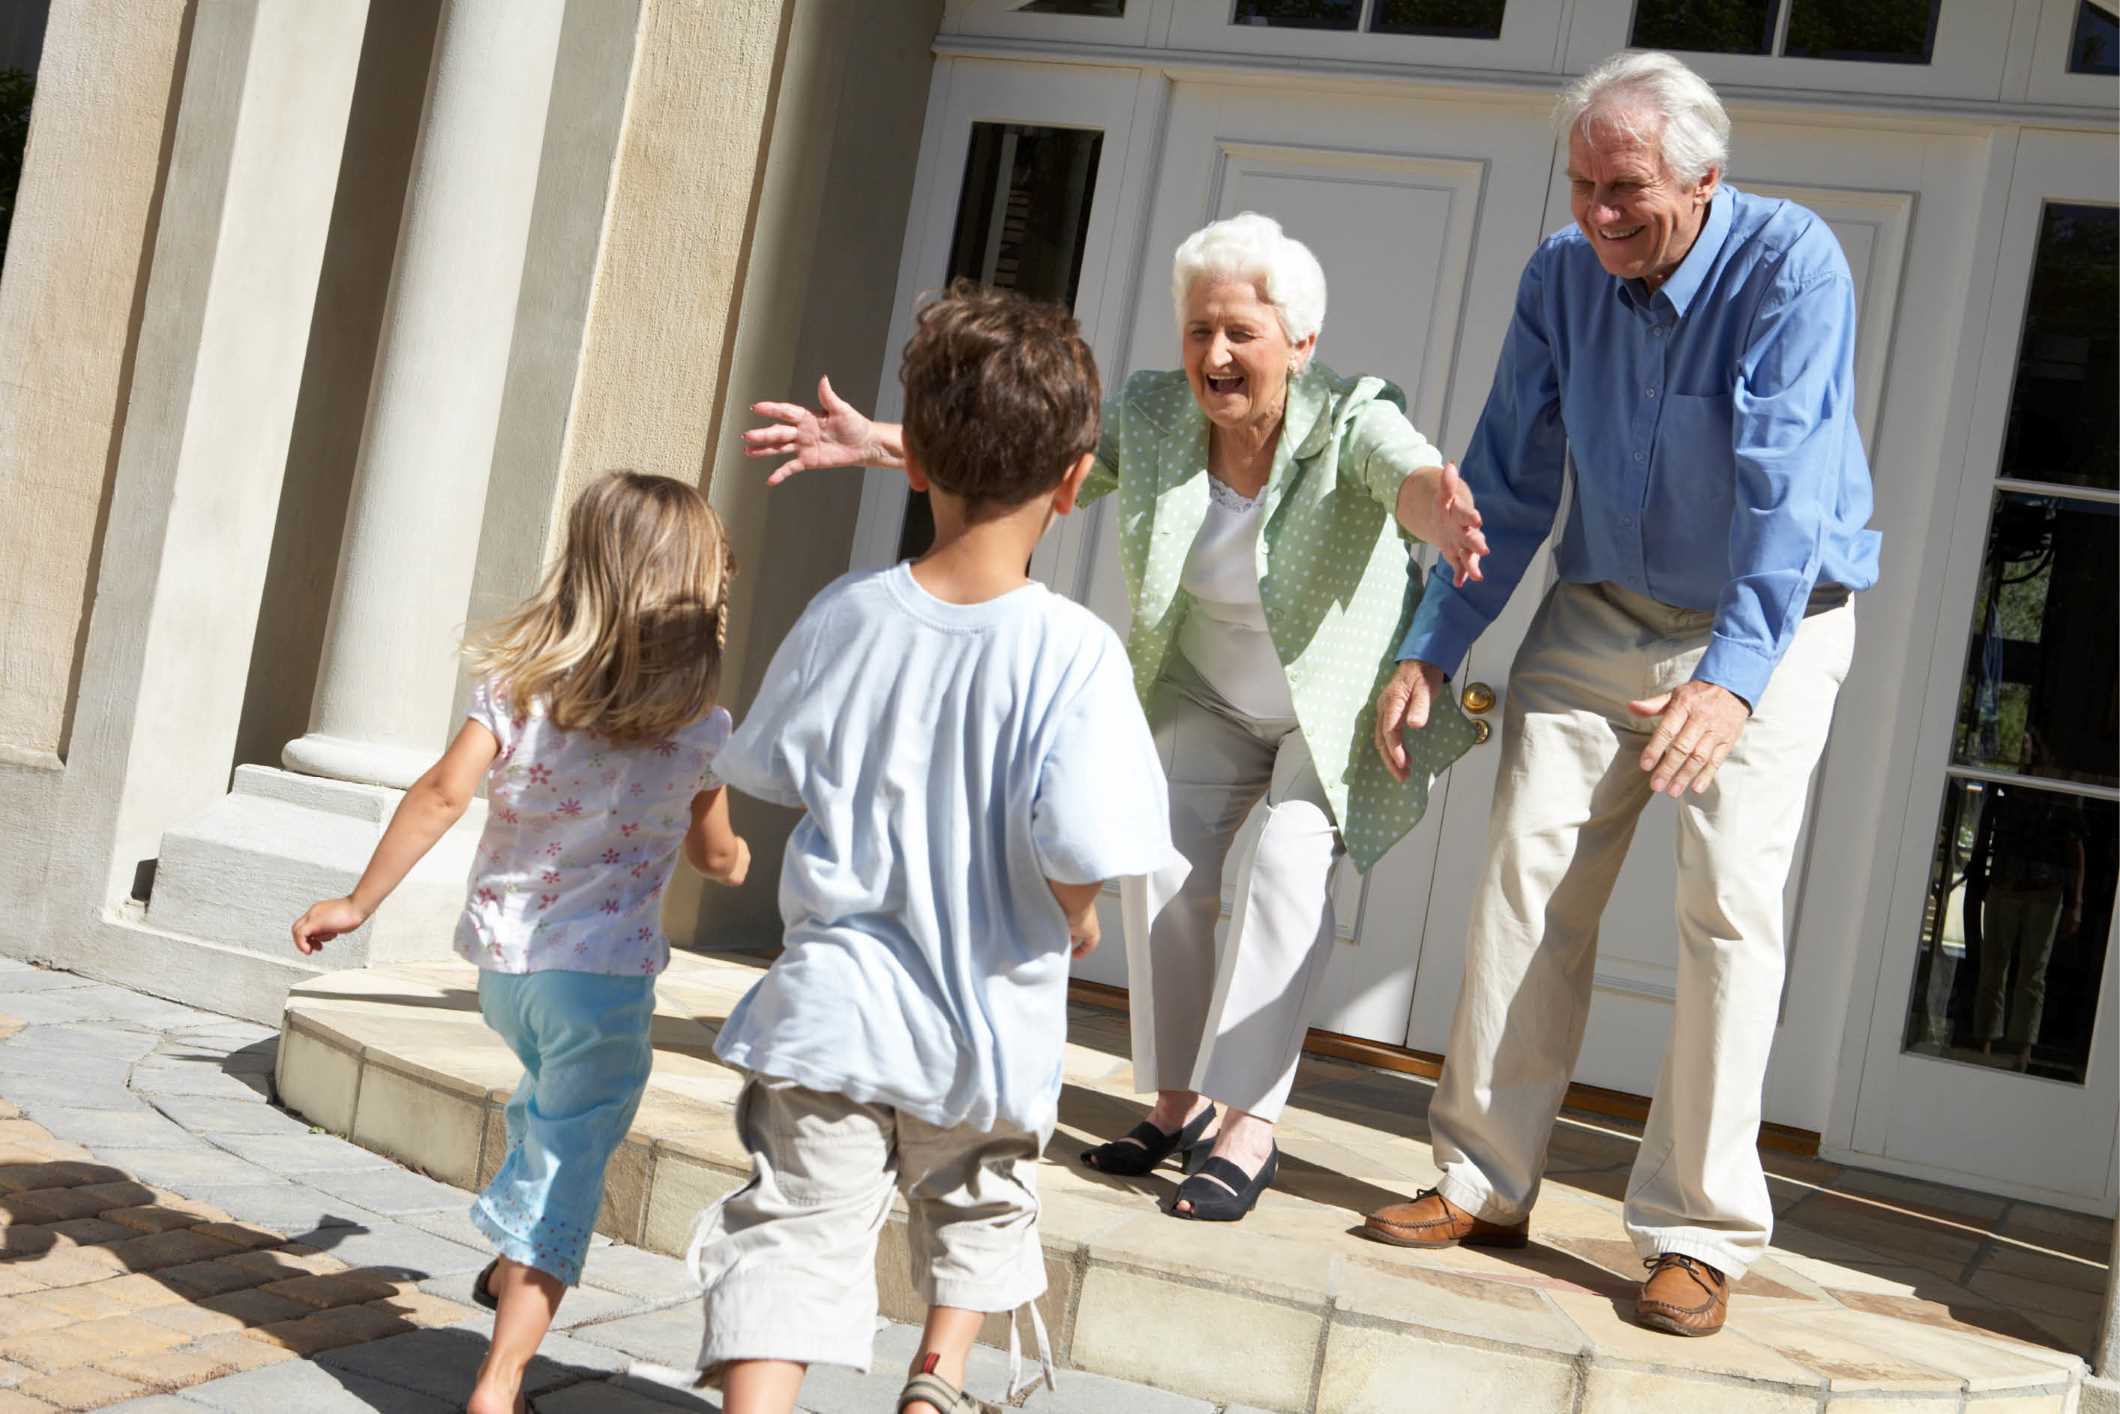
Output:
[0, 960, 1218, 1413]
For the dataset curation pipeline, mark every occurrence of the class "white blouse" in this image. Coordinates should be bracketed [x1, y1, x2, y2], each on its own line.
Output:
[1176, 477, 1297, 721]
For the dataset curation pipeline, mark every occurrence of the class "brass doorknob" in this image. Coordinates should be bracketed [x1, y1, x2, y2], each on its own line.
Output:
[1462, 681, 1496, 714]
[1472, 718, 1492, 746]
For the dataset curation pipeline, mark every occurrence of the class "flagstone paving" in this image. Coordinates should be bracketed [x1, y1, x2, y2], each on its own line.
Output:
[274, 950, 2111, 1413]
[0, 957, 1223, 1412]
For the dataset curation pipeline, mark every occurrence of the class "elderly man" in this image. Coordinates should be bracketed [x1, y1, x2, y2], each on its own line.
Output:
[1362, 51, 1880, 1338]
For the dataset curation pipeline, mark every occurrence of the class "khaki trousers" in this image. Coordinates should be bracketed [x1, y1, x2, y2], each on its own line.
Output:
[1429, 581, 1854, 1278]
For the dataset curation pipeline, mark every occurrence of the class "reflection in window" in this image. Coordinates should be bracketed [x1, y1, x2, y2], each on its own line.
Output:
[1901, 781, 2115, 1085]
[1783, 0, 1940, 63]
[898, 124, 1103, 562]
[2071, 0, 2119, 75]
[2002, 204, 2117, 494]
[1631, 0, 1940, 62]
[1017, 0, 1127, 15]
[1371, 0, 1505, 38]
[1949, 496, 2118, 790]
[1630, 0, 1777, 56]
[1233, 0, 1360, 29]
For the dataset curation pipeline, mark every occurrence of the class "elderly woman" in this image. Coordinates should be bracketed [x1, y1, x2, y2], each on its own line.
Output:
[746, 213, 1485, 1222]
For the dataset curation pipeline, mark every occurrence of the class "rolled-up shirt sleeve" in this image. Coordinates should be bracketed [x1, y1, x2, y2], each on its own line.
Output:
[1398, 252, 1569, 674]
[1692, 272, 1856, 706]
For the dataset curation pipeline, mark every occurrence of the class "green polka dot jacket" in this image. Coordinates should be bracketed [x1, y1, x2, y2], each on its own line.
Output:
[1080, 363, 1479, 873]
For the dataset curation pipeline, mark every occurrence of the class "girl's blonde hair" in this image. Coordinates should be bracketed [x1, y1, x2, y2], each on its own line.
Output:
[467, 471, 733, 742]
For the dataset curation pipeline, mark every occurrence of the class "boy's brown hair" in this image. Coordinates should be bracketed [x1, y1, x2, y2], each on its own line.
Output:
[898, 279, 1101, 517]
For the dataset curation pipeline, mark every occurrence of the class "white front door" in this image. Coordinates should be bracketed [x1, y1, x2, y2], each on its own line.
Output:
[1062, 79, 1557, 1043]
[855, 58, 2039, 1147]
[1844, 128, 2118, 1212]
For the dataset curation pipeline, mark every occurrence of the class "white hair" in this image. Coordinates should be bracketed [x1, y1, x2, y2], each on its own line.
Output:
[1557, 51, 1730, 185]
[1170, 212, 1327, 347]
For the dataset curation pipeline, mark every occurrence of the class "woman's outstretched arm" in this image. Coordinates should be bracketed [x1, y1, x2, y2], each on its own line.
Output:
[744, 375, 905, 482]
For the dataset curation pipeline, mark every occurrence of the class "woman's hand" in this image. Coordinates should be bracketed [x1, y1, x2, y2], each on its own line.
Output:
[1395, 463, 1487, 587]
[1432, 463, 1487, 587]
[1374, 660, 1447, 783]
[743, 375, 901, 482]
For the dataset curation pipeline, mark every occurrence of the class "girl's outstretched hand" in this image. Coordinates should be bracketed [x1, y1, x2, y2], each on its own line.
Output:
[744, 375, 882, 483]
[292, 897, 368, 955]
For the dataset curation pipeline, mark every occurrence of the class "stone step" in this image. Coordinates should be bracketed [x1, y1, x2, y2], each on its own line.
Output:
[275, 953, 2095, 1414]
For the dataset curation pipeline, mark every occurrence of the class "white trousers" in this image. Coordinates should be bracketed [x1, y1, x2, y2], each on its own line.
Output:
[1430, 581, 1854, 1278]
[1121, 655, 1342, 1123]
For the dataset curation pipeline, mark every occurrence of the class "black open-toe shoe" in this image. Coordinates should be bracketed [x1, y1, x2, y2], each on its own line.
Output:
[1079, 1103, 1217, 1177]
[1169, 1144, 1278, 1222]
[471, 1259, 500, 1311]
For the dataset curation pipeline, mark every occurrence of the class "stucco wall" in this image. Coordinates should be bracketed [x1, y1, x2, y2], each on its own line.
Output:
[549, 0, 789, 523]
[671, 0, 944, 950]
[0, 0, 187, 763]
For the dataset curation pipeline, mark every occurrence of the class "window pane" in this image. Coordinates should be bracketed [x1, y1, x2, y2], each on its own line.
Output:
[1629, 0, 1778, 55]
[1370, 0, 1506, 38]
[2071, 0, 2120, 75]
[900, 124, 1103, 561]
[1949, 495, 2119, 790]
[1017, 0, 1127, 15]
[1783, 0, 1939, 63]
[1232, 0, 1361, 30]
[2001, 203, 2118, 493]
[1900, 780, 2116, 1086]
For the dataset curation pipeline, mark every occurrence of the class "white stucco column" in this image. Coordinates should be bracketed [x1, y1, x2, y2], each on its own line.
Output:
[283, 0, 567, 789]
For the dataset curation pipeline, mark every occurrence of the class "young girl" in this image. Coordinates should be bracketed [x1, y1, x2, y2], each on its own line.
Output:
[291, 471, 748, 1414]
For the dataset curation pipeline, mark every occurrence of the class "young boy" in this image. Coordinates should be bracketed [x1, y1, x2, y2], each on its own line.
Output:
[692, 284, 1176, 1414]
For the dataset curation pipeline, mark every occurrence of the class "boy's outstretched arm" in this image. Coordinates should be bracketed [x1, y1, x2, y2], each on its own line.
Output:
[685, 786, 751, 886]
[292, 720, 499, 954]
[1048, 879, 1104, 959]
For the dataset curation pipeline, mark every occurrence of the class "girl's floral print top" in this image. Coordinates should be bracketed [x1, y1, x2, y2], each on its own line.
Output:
[454, 678, 731, 977]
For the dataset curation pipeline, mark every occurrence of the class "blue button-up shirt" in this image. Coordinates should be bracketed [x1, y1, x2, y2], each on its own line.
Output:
[1399, 185, 1881, 706]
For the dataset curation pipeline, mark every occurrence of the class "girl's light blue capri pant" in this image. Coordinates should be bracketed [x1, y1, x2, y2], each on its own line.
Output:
[471, 969, 657, 1285]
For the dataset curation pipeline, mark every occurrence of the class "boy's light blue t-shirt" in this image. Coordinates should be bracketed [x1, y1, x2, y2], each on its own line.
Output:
[712, 564, 1177, 1136]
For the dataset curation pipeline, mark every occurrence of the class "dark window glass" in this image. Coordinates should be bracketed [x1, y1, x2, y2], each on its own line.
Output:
[898, 124, 1103, 561]
[0, 67, 29, 279]
[1017, 0, 1127, 15]
[2070, 0, 2120, 76]
[1783, 0, 1939, 63]
[1948, 495, 2119, 791]
[1370, 0, 1506, 39]
[2000, 204, 2118, 494]
[1901, 780, 2116, 1086]
[1232, 0, 1361, 30]
[1629, 0, 1777, 55]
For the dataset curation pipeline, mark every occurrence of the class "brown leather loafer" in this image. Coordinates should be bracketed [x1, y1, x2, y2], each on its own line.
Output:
[1637, 1254, 1728, 1336]
[1361, 1187, 1529, 1250]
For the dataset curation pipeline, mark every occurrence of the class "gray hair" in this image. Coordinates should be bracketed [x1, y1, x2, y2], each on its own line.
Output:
[1557, 51, 1730, 185]
[1170, 211, 1327, 347]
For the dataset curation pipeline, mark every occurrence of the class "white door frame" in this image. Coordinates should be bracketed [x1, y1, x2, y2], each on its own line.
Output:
[1839, 126, 2119, 1216]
